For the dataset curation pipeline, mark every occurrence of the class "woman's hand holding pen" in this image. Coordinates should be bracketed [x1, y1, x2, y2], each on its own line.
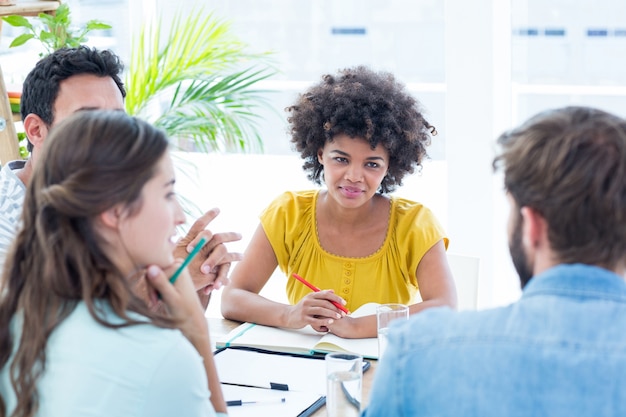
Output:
[145, 261, 208, 342]
[285, 290, 348, 332]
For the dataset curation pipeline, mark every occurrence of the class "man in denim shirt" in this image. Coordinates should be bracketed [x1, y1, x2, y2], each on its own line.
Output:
[364, 106, 626, 417]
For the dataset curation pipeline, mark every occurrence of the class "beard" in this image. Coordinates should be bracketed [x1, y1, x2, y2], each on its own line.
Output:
[509, 212, 534, 289]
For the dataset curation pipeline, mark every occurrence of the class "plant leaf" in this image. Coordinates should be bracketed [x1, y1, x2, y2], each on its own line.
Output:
[37, 12, 55, 26]
[9, 33, 34, 48]
[67, 38, 82, 48]
[39, 31, 55, 42]
[2, 15, 33, 29]
[53, 3, 70, 24]
[85, 21, 111, 30]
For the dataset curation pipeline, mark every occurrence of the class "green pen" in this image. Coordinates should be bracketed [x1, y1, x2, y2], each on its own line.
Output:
[169, 237, 207, 284]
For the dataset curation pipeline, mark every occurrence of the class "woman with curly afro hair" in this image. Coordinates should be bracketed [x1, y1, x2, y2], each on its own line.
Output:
[221, 66, 457, 339]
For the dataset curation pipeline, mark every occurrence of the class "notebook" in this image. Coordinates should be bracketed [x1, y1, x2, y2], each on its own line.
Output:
[216, 302, 380, 359]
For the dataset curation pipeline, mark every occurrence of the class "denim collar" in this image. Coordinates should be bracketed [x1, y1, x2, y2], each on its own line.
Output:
[522, 263, 626, 302]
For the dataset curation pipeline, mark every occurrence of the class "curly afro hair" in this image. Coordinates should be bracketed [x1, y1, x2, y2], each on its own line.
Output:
[287, 66, 436, 194]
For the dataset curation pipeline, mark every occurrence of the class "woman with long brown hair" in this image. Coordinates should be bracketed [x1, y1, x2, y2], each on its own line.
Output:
[0, 110, 226, 417]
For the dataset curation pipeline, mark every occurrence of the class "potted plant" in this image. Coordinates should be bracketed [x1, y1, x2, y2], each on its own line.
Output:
[2, 3, 111, 57]
[125, 8, 276, 153]
[2, 3, 111, 158]
[3, 5, 275, 155]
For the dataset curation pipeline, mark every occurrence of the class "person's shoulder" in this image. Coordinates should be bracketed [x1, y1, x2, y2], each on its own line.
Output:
[54, 302, 188, 355]
[41, 304, 209, 415]
[274, 190, 318, 204]
[392, 305, 514, 347]
[390, 196, 443, 234]
[264, 190, 318, 213]
[0, 160, 26, 180]
[0, 161, 26, 193]
[391, 195, 430, 215]
[1, 160, 26, 171]
[0, 165, 26, 237]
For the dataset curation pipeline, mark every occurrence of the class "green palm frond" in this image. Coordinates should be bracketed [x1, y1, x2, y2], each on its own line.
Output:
[125, 8, 276, 152]
[155, 68, 274, 152]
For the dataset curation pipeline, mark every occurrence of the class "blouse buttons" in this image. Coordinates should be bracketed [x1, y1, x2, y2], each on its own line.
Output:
[340, 261, 355, 302]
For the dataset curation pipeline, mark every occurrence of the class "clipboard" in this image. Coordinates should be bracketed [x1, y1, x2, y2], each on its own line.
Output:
[214, 346, 371, 417]
[220, 383, 325, 417]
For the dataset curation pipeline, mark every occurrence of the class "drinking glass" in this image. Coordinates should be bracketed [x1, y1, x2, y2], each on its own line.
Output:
[376, 303, 409, 358]
[325, 352, 362, 417]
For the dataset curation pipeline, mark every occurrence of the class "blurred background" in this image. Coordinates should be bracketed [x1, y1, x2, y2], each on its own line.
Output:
[2, 0, 625, 313]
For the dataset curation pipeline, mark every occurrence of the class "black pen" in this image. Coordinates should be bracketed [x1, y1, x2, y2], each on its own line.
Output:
[227, 398, 286, 406]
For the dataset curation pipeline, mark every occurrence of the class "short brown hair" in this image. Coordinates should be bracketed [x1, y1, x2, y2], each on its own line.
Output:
[493, 106, 626, 269]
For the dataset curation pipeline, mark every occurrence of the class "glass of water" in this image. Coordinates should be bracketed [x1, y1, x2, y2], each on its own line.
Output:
[325, 352, 362, 417]
[376, 303, 409, 358]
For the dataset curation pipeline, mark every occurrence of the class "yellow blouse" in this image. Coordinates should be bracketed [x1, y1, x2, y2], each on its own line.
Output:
[260, 190, 448, 312]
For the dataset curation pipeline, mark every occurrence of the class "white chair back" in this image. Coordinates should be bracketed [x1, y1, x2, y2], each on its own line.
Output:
[447, 253, 480, 310]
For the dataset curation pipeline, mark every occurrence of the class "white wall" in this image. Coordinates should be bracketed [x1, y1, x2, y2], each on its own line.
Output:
[445, 0, 522, 309]
[0, 0, 530, 309]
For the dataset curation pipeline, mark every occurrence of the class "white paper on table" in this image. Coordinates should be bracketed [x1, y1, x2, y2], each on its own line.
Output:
[215, 348, 328, 394]
[221, 384, 323, 417]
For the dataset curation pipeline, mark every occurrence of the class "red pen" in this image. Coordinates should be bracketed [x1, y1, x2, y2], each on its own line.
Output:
[292, 273, 350, 314]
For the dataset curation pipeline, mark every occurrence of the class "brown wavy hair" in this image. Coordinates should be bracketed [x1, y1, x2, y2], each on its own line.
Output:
[287, 66, 436, 193]
[493, 106, 626, 269]
[0, 110, 176, 417]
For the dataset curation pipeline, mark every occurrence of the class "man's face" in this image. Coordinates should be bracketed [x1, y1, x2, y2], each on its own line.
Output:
[507, 194, 534, 288]
[51, 73, 125, 129]
[26, 73, 125, 178]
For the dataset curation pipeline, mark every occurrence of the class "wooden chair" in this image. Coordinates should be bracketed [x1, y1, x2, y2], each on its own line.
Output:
[0, 1, 61, 166]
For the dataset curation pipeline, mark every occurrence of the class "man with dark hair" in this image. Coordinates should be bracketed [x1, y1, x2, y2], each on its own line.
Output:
[364, 106, 626, 416]
[0, 47, 240, 305]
